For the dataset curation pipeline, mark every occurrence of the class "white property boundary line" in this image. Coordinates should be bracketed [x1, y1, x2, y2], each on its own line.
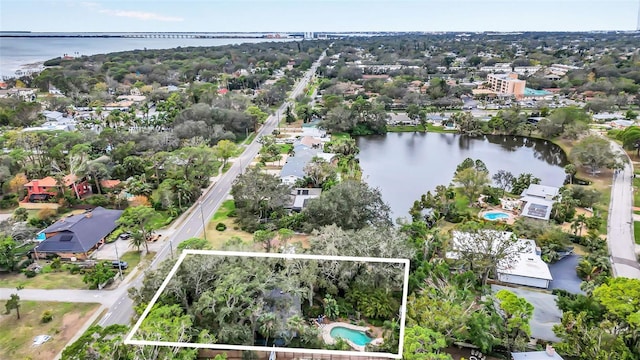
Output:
[124, 250, 410, 359]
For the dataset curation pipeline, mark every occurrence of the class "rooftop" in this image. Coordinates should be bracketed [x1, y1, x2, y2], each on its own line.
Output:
[36, 207, 123, 254]
[449, 231, 552, 281]
[501, 239, 553, 281]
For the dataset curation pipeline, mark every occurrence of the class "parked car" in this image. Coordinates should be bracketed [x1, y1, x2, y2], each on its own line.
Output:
[112, 261, 128, 270]
[118, 232, 131, 240]
[146, 234, 162, 242]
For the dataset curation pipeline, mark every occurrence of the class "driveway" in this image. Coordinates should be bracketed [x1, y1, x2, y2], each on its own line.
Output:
[491, 285, 562, 342]
[548, 255, 584, 294]
[92, 229, 172, 260]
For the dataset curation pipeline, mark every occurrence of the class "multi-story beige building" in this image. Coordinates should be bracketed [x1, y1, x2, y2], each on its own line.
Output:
[487, 73, 526, 99]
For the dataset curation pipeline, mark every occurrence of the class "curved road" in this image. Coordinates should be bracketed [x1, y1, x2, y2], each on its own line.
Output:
[608, 141, 640, 279]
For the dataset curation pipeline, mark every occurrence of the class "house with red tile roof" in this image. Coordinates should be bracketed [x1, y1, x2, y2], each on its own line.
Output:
[23, 175, 92, 204]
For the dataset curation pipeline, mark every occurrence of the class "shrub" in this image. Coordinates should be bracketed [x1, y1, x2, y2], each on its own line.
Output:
[85, 195, 109, 207]
[23, 269, 37, 278]
[12, 207, 28, 221]
[68, 264, 82, 275]
[227, 209, 237, 218]
[17, 258, 34, 271]
[0, 194, 18, 209]
[50, 257, 61, 270]
[215, 222, 227, 231]
[41, 310, 53, 323]
[36, 208, 57, 226]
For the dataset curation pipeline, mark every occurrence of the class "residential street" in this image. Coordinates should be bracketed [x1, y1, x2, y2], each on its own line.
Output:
[607, 141, 640, 279]
[0, 51, 326, 337]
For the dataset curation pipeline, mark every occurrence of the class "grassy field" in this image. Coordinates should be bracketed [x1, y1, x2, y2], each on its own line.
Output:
[387, 124, 457, 133]
[634, 176, 640, 208]
[0, 301, 99, 360]
[0, 251, 153, 290]
[278, 143, 294, 154]
[635, 222, 640, 245]
[330, 132, 351, 140]
[120, 251, 154, 271]
[0, 267, 86, 290]
[205, 200, 252, 249]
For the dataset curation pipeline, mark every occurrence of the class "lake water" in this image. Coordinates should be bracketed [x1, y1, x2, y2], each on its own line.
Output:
[0, 36, 290, 78]
[356, 133, 568, 220]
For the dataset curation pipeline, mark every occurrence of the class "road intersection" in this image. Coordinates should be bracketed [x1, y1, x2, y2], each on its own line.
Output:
[0, 51, 326, 331]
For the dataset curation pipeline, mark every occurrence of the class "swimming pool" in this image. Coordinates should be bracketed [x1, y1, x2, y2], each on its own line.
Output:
[524, 87, 552, 96]
[329, 327, 373, 346]
[483, 211, 510, 221]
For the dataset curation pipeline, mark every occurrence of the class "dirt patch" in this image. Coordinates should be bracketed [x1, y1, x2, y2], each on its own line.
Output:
[558, 207, 593, 234]
[0, 301, 99, 360]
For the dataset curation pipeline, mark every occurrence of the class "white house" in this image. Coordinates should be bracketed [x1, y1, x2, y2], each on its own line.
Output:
[520, 184, 560, 221]
[448, 230, 553, 289]
[498, 238, 553, 289]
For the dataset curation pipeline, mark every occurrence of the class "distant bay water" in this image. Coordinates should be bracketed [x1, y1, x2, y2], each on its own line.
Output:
[0, 33, 291, 78]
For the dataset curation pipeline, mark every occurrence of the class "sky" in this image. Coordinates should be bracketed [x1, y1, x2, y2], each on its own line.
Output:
[1, 0, 639, 32]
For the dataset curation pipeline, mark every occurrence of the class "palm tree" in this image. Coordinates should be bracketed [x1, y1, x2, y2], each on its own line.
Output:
[572, 214, 588, 236]
[257, 312, 277, 346]
[285, 315, 305, 344]
[129, 232, 149, 253]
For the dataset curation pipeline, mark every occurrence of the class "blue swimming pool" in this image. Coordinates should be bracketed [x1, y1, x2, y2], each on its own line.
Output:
[330, 327, 373, 346]
[483, 211, 510, 221]
[524, 87, 552, 96]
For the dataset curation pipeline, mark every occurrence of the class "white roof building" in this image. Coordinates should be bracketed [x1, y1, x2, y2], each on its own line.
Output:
[520, 184, 560, 221]
[449, 230, 553, 289]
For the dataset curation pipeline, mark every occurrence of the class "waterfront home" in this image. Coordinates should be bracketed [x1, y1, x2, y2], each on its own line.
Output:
[33, 207, 123, 260]
[448, 230, 553, 289]
[279, 143, 336, 186]
[288, 188, 322, 212]
[520, 184, 560, 221]
[279, 144, 318, 185]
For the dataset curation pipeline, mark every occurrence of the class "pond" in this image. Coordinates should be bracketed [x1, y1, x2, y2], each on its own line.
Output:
[356, 132, 568, 220]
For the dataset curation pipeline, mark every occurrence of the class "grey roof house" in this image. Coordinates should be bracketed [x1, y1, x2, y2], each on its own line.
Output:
[288, 188, 322, 212]
[279, 144, 335, 186]
[35, 207, 123, 260]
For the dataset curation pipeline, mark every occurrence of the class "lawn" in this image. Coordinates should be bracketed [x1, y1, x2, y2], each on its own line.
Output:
[0, 301, 100, 360]
[120, 251, 155, 271]
[212, 200, 235, 221]
[330, 132, 351, 140]
[387, 124, 457, 133]
[635, 222, 640, 245]
[148, 211, 174, 229]
[278, 143, 293, 154]
[0, 266, 87, 290]
[634, 176, 640, 208]
[204, 200, 253, 248]
[203, 217, 253, 249]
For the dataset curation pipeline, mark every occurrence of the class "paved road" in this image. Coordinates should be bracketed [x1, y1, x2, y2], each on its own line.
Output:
[607, 141, 640, 279]
[0, 288, 119, 305]
[99, 50, 327, 326]
[0, 51, 326, 329]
